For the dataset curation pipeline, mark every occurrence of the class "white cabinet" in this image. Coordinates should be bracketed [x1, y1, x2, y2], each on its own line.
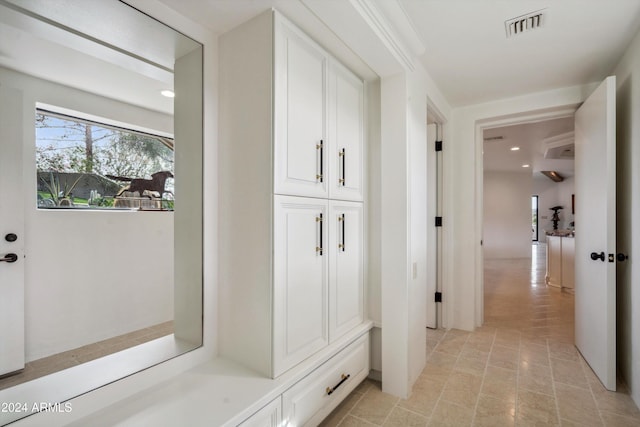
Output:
[328, 62, 364, 201]
[561, 237, 575, 289]
[546, 236, 562, 287]
[273, 197, 364, 376]
[219, 10, 366, 380]
[282, 334, 369, 427]
[273, 16, 364, 201]
[546, 235, 575, 289]
[239, 397, 281, 427]
[274, 19, 328, 199]
[274, 196, 329, 376]
[329, 201, 364, 341]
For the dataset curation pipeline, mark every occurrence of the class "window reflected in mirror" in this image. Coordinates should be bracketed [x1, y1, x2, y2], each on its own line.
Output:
[35, 109, 175, 210]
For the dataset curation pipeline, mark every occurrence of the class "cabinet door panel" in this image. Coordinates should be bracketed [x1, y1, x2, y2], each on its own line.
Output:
[329, 201, 364, 342]
[329, 61, 364, 201]
[274, 196, 329, 376]
[274, 20, 328, 198]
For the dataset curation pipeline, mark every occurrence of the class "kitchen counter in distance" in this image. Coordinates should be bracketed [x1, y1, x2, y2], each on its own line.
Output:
[546, 234, 575, 290]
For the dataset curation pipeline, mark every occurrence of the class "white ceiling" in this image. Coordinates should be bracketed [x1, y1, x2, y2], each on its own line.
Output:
[483, 116, 575, 178]
[400, 0, 640, 106]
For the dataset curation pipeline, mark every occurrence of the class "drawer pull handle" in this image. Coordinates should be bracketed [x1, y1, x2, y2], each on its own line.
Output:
[326, 373, 350, 396]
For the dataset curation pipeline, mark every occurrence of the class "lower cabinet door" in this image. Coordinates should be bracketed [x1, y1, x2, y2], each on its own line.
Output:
[282, 334, 369, 427]
[238, 397, 281, 427]
[274, 195, 329, 377]
[329, 201, 364, 342]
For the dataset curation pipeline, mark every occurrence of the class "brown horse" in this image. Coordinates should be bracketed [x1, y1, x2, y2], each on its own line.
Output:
[114, 171, 173, 198]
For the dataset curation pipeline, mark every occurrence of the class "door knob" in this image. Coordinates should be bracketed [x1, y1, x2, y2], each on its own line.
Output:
[0, 253, 18, 263]
[617, 253, 629, 262]
[590, 252, 605, 261]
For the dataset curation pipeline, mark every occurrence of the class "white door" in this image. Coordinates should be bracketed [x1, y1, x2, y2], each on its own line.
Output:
[273, 195, 328, 376]
[0, 85, 25, 376]
[328, 201, 363, 341]
[574, 76, 616, 391]
[328, 60, 364, 202]
[274, 18, 328, 199]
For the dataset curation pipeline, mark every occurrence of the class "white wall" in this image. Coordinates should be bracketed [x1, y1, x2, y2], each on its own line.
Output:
[449, 84, 595, 330]
[483, 171, 532, 259]
[379, 62, 451, 398]
[0, 67, 174, 361]
[380, 71, 410, 398]
[613, 25, 640, 408]
[407, 66, 428, 385]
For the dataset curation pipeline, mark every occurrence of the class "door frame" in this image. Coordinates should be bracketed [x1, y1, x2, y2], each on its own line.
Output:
[473, 106, 578, 326]
[427, 99, 446, 329]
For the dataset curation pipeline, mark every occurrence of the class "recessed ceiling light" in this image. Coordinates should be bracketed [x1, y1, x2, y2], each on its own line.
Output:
[161, 90, 175, 98]
[511, 146, 520, 151]
[522, 164, 530, 168]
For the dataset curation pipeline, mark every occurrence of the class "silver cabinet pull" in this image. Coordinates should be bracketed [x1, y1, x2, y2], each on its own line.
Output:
[338, 148, 345, 186]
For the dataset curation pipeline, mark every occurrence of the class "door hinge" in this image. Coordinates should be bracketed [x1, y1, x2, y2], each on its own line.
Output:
[435, 292, 442, 303]
[435, 140, 443, 152]
[435, 216, 443, 227]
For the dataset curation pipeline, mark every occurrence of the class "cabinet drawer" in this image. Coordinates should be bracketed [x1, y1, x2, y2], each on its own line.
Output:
[282, 334, 369, 426]
[238, 397, 281, 427]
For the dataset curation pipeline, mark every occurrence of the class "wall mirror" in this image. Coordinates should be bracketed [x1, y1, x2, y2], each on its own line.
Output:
[0, 0, 203, 424]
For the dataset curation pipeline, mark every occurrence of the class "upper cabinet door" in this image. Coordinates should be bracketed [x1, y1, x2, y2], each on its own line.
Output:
[329, 201, 364, 342]
[274, 18, 328, 198]
[328, 61, 364, 201]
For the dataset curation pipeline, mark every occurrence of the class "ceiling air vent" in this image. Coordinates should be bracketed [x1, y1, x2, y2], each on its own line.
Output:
[505, 10, 545, 37]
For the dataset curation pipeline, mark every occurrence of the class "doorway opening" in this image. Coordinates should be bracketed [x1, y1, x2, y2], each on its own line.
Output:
[532, 195, 539, 242]
[478, 113, 574, 334]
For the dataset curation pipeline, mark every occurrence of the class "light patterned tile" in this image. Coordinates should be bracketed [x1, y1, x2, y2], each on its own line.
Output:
[517, 389, 559, 426]
[549, 341, 580, 362]
[474, 394, 515, 427]
[427, 400, 473, 427]
[350, 385, 399, 425]
[382, 407, 427, 427]
[600, 410, 640, 427]
[397, 378, 444, 416]
[551, 357, 590, 389]
[440, 371, 482, 408]
[453, 356, 486, 377]
[519, 342, 550, 366]
[338, 415, 378, 426]
[591, 387, 640, 419]
[555, 382, 602, 426]
[519, 361, 554, 396]
[488, 345, 519, 371]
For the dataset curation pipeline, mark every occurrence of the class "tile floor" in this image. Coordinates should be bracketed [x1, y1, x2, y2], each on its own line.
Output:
[321, 244, 640, 426]
[0, 321, 173, 390]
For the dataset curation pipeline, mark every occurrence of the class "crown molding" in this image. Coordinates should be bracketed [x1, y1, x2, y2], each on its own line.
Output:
[301, 0, 424, 77]
[348, 0, 416, 71]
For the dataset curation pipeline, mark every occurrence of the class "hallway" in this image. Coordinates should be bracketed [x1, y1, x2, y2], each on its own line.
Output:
[321, 245, 640, 426]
